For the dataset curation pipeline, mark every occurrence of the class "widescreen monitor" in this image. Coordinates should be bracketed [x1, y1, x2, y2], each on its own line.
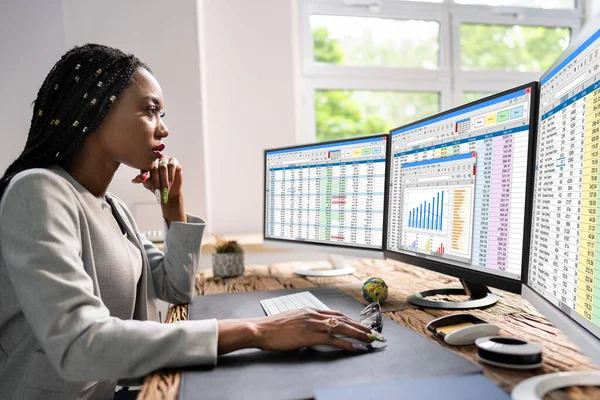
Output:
[385, 83, 538, 309]
[523, 19, 600, 365]
[264, 135, 388, 275]
[515, 19, 600, 399]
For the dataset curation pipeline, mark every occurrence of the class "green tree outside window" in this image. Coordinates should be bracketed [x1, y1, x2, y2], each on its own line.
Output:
[313, 27, 439, 142]
[461, 24, 570, 71]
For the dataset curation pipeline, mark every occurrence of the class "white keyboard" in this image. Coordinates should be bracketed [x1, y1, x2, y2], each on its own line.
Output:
[260, 291, 331, 316]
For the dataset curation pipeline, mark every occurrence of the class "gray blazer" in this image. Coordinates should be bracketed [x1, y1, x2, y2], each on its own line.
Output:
[0, 167, 218, 399]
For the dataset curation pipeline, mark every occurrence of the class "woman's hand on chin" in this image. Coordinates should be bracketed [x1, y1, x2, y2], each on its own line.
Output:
[131, 155, 183, 205]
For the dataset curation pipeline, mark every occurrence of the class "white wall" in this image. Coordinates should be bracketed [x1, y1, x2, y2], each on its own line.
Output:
[199, 0, 298, 234]
[0, 0, 66, 175]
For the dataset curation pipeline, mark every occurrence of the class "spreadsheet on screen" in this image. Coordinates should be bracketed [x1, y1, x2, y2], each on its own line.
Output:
[265, 136, 387, 249]
[529, 28, 600, 337]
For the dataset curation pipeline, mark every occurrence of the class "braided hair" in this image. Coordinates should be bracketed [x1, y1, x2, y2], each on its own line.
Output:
[0, 44, 151, 197]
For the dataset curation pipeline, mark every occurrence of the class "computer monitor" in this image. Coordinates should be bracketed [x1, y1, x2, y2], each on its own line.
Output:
[264, 135, 388, 276]
[385, 82, 538, 309]
[517, 19, 600, 399]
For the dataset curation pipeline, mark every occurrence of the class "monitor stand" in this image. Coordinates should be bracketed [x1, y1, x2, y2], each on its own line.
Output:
[511, 371, 600, 400]
[293, 254, 355, 277]
[407, 279, 498, 309]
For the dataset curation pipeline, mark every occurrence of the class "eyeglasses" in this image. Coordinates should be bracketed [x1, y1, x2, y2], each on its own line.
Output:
[359, 301, 382, 333]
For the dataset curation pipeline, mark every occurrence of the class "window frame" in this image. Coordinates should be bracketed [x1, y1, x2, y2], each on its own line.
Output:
[299, 0, 584, 142]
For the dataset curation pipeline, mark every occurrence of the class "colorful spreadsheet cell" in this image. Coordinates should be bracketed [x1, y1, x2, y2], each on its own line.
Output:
[510, 105, 524, 119]
[473, 116, 485, 129]
[497, 109, 510, 122]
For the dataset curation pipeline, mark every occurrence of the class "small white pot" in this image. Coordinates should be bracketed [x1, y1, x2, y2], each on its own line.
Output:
[212, 252, 245, 278]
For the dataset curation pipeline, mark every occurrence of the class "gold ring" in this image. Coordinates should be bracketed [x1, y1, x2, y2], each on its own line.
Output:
[322, 317, 340, 335]
[159, 159, 169, 166]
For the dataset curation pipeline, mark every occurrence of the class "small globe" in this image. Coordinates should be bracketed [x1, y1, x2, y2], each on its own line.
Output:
[362, 277, 388, 303]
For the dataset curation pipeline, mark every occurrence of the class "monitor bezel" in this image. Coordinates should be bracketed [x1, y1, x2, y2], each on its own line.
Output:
[263, 133, 391, 253]
[383, 81, 539, 295]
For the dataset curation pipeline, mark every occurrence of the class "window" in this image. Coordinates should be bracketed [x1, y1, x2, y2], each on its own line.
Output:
[300, 0, 582, 143]
[310, 15, 440, 69]
[460, 24, 571, 72]
[315, 90, 440, 141]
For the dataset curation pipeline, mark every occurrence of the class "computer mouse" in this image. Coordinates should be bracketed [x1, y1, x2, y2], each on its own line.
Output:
[311, 335, 372, 352]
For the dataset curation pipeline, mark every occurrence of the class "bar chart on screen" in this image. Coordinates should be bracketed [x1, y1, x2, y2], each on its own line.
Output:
[450, 186, 473, 258]
[402, 185, 474, 262]
[436, 242, 445, 254]
[405, 188, 448, 233]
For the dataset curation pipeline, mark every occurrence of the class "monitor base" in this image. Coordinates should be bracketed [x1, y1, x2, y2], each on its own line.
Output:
[293, 255, 356, 277]
[511, 371, 600, 400]
[407, 279, 498, 309]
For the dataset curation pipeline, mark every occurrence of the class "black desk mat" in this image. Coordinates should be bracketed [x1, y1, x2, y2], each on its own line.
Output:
[179, 287, 482, 400]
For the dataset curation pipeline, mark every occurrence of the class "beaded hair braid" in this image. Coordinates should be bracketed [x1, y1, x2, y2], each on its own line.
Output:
[0, 43, 151, 197]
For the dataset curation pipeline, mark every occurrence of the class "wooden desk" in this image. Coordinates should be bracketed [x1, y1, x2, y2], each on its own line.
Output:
[139, 259, 600, 399]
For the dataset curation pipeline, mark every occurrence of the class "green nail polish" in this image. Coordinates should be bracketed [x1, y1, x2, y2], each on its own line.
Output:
[367, 333, 386, 342]
[162, 187, 168, 204]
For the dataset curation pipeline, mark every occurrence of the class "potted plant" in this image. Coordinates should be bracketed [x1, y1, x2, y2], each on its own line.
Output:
[212, 235, 245, 278]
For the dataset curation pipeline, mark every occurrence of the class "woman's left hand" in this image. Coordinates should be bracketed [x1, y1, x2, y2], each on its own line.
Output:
[131, 156, 183, 205]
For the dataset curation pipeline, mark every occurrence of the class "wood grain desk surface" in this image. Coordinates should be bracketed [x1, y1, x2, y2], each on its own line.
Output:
[139, 258, 600, 400]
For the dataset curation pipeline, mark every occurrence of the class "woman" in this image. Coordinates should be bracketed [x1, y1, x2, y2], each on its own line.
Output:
[0, 44, 382, 399]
